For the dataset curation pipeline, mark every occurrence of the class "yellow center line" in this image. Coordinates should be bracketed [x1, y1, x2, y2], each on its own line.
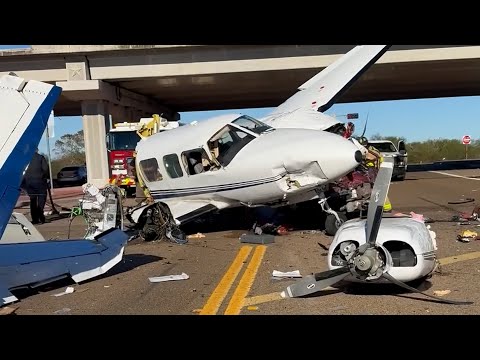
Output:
[199, 245, 252, 315]
[224, 245, 267, 315]
[439, 251, 480, 266]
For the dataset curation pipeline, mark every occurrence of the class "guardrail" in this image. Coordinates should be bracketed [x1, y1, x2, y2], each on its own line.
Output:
[407, 159, 480, 172]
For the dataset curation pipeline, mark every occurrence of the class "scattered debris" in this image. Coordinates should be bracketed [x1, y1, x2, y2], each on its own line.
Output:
[187, 232, 206, 239]
[192, 309, 202, 313]
[252, 222, 289, 236]
[301, 230, 323, 235]
[272, 270, 302, 278]
[149, 272, 189, 283]
[0, 306, 18, 315]
[51, 286, 75, 297]
[457, 230, 478, 243]
[240, 233, 275, 244]
[104, 285, 111, 288]
[247, 306, 259, 311]
[53, 308, 71, 315]
[433, 290, 451, 297]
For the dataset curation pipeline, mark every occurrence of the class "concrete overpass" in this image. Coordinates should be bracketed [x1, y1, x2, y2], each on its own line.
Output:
[2, 44, 480, 187]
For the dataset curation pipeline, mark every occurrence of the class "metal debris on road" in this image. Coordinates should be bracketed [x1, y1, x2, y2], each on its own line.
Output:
[51, 286, 75, 297]
[149, 272, 190, 283]
[272, 270, 302, 278]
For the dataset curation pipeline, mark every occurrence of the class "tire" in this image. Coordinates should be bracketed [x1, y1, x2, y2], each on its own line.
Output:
[325, 212, 348, 236]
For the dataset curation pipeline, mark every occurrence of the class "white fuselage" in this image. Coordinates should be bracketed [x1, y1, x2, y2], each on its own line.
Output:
[135, 114, 362, 215]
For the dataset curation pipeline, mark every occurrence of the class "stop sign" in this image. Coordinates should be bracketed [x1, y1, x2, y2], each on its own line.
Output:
[463, 135, 472, 145]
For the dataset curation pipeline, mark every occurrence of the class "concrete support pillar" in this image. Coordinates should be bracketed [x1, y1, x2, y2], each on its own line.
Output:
[81, 100, 111, 188]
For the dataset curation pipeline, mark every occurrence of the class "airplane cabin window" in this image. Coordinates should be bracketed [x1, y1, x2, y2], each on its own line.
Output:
[182, 148, 213, 175]
[232, 115, 274, 135]
[139, 158, 163, 182]
[163, 154, 184, 179]
[209, 125, 255, 167]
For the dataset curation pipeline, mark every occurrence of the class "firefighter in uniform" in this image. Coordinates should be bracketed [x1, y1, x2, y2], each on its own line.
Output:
[359, 138, 393, 212]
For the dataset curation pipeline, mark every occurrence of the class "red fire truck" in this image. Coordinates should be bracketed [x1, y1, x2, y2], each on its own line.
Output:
[106, 115, 180, 196]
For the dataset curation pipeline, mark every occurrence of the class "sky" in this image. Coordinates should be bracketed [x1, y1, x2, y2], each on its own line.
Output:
[1, 45, 479, 154]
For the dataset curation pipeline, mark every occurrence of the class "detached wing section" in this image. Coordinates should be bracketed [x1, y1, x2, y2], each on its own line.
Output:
[0, 229, 129, 305]
[0, 74, 61, 239]
[0, 74, 129, 306]
[269, 45, 390, 116]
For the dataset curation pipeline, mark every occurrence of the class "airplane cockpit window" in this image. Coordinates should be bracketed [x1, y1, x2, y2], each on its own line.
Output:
[232, 115, 274, 135]
[208, 124, 255, 167]
[139, 158, 163, 182]
[163, 154, 184, 179]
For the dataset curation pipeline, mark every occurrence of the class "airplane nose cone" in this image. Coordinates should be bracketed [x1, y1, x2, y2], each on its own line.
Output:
[314, 135, 363, 181]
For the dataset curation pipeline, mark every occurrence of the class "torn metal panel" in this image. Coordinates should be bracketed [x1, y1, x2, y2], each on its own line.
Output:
[0, 229, 128, 305]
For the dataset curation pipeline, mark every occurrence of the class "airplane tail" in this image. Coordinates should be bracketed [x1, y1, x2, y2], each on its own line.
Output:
[0, 74, 62, 239]
[269, 45, 390, 116]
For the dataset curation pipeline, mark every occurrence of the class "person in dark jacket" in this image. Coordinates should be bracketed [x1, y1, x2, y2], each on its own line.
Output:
[21, 149, 50, 224]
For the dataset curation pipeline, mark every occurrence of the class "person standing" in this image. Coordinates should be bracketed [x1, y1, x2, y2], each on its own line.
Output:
[21, 149, 50, 224]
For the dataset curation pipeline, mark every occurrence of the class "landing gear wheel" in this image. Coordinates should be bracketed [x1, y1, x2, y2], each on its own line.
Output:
[325, 212, 347, 236]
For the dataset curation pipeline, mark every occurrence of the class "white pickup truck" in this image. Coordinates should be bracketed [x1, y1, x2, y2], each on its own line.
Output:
[368, 140, 408, 181]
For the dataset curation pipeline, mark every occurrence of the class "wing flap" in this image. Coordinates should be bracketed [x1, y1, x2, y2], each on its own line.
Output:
[163, 199, 219, 224]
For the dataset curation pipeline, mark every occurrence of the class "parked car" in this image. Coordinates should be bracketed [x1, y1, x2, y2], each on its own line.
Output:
[368, 140, 408, 181]
[56, 165, 87, 187]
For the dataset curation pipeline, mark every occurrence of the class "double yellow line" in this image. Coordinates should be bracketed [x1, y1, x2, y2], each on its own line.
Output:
[200, 245, 266, 315]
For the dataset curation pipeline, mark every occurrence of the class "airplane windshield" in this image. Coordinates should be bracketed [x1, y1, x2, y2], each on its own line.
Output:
[208, 125, 256, 167]
[232, 115, 274, 135]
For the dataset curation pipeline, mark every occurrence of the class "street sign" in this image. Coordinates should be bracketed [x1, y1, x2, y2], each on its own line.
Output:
[462, 135, 471, 145]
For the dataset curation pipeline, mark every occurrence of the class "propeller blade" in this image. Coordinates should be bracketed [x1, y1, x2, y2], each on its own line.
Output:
[282, 267, 350, 298]
[365, 158, 394, 247]
[382, 272, 473, 305]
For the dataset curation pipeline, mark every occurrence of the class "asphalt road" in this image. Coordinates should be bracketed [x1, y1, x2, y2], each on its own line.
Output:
[11, 169, 480, 315]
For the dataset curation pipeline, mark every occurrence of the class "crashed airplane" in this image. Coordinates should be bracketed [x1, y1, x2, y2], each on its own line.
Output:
[126, 45, 390, 238]
[0, 74, 128, 306]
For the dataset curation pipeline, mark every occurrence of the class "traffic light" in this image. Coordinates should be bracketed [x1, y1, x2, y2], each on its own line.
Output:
[347, 113, 359, 119]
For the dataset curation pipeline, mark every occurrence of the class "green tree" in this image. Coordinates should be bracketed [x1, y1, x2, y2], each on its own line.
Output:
[370, 133, 407, 146]
[51, 130, 86, 177]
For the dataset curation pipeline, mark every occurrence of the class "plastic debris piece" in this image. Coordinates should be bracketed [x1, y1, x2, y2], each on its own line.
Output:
[433, 290, 451, 297]
[247, 306, 259, 311]
[272, 270, 302, 278]
[149, 272, 189, 283]
[457, 230, 478, 243]
[52, 286, 75, 297]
